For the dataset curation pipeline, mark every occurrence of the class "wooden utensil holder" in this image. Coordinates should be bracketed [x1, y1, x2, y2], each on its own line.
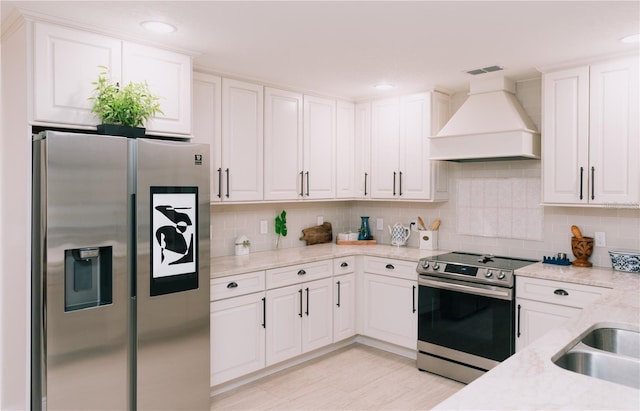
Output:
[571, 236, 594, 267]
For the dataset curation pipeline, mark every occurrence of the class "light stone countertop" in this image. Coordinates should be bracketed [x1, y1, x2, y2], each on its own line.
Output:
[210, 243, 447, 279]
[211, 246, 640, 410]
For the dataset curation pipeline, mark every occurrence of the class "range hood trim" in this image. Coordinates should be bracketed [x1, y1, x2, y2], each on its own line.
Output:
[429, 130, 541, 162]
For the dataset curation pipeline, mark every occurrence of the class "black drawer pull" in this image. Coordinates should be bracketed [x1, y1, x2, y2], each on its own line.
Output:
[340, 262, 348, 268]
[297, 269, 306, 276]
[262, 297, 266, 328]
[385, 264, 395, 270]
[554, 289, 569, 296]
[412, 285, 416, 313]
[336, 281, 341, 307]
[517, 304, 521, 337]
[226, 282, 238, 289]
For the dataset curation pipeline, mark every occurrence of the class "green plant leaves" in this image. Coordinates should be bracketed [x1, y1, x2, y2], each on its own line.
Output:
[88, 66, 163, 128]
[275, 210, 287, 237]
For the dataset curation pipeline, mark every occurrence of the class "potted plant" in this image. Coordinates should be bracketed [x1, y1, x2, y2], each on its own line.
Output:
[89, 66, 163, 138]
[275, 210, 287, 248]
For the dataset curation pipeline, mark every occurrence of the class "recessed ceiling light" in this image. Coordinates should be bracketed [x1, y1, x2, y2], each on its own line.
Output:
[620, 34, 639, 43]
[374, 82, 395, 91]
[141, 21, 177, 33]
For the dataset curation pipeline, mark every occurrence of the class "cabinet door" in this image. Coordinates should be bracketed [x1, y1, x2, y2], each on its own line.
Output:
[122, 42, 192, 135]
[370, 98, 400, 199]
[430, 92, 451, 201]
[399, 93, 432, 199]
[221, 79, 264, 201]
[355, 102, 372, 198]
[333, 273, 356, 342]
[33, 22, 122, 126]
[265, 284, 302, 366]
[302, 278, 334, 352]
[336, 101, 356, 199]
[210, 292, 265, 385]
[303, 95, 336, 199]
[542, 67, 590, 204]
[264, 88, 303, 200]
[361, 273, 417, 349]
[589, 57, 640, 205]
[515, 298, 580, 352]
[192, 73, 222, 202]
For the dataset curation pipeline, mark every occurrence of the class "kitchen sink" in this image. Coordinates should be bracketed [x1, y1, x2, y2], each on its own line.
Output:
[580, 327, 640, 359]
[554, 326, 640, 390]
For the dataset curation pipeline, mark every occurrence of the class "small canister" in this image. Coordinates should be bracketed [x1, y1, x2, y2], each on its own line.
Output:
[419, 230, 438, 250]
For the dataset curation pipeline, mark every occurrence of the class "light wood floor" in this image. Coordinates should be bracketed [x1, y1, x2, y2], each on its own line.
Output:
[210, 343, 464, 410]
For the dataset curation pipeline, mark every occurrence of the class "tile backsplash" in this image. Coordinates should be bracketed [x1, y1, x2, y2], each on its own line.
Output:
[209, 78, 640, 268]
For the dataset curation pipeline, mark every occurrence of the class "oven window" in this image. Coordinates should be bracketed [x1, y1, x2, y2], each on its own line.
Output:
[418, 284, 514, 362]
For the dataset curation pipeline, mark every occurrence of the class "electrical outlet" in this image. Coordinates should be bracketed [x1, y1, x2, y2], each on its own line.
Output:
[376, 218, 383, 230]
[410, 220, 417, 231]
[317, 215, 324, 225]
[260, 220, 268, 234]
[595, 231, 606, 247]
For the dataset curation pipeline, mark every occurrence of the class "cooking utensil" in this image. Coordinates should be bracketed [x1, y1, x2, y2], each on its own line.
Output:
[431, 219, 441, 231]
[417, 216, 427, 231]
[571, 225, 583, 239]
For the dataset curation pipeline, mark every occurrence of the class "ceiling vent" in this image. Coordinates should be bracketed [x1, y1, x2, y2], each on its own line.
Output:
[465, 65, 504, 75]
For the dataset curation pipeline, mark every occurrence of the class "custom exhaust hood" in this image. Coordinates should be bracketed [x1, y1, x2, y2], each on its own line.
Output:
[430, 76, 541, 162]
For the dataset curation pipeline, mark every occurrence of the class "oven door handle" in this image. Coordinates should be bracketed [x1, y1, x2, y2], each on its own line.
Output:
[419, 277, 513, 301]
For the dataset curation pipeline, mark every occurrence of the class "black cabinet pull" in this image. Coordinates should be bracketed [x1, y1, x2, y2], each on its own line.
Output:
[385, 264, 395, 270]
[225, 168, 230, 198]
[336, 281, 341, 307]
[298, 289, 303, 317]
[393, 171, 397, 196]
[412, 285, 416, 313]
[299, 171, 304, 196]
[591, 166, 595, 200]
[226, 282, 238, 289]
[517, 304, 521, 338]
[399, 171, 403, 196]
[305, 171, 310, 196]
[305, 287, 310, 316]
[579, 167, 584, 200]
[554, 289, 569, 296]
[364, 172, 368, 196]
[297, 269, 306, 276]
[262, 297, 266, 328]
[217, 168, 222, 199]
[340, 262, 348, 268]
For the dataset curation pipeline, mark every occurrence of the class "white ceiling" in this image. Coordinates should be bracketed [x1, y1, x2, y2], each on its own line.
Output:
[2, 1, 639, 99]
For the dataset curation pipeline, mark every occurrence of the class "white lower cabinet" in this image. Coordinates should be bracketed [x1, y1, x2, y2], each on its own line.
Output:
[265, 274, 333, 366]
[515, 276, 609, 351]
[210, 271, 266, 386]
[360, 257, 417, 349]
[333, 257, 357, 342]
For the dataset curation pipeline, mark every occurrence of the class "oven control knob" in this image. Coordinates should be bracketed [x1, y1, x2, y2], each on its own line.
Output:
[498, 271, 507, 280]
[485, 270, 494, 278]
[432, 263, 441, 271]
[422, 261, 430, 269]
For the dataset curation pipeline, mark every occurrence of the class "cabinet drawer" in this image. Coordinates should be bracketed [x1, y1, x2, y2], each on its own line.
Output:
[333, 256, 355, 275]
[211, 271, 265, 301]
[516, 276, 610, 309]
[363, 256, 417, 281]
[266, 260, 333, 289]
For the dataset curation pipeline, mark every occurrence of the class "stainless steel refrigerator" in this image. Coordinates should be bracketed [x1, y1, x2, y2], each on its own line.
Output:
[31, 130, 210, 410]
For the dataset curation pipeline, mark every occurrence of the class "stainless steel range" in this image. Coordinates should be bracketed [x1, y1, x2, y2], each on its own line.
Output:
[415, 252, 537, 383]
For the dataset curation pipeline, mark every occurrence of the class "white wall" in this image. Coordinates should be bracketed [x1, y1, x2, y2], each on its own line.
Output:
[210, 79, 640, 268]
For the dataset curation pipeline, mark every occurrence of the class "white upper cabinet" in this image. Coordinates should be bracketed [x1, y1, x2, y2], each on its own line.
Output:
[122, 42, 192, 135]
[542, 57, 639, 206]
[336, 101, 356, 198]
[304, 95, 336, 199]
[264, 91, 336, 200]
[191, 72, 222, 200]
[264, 88, 304, 200]
[221, 78, 264, 202]
[34, 22, 122, 127]
[370, 92, 449, 201]
[33, 22, 192, 135]
[354, 102, 372, 198]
